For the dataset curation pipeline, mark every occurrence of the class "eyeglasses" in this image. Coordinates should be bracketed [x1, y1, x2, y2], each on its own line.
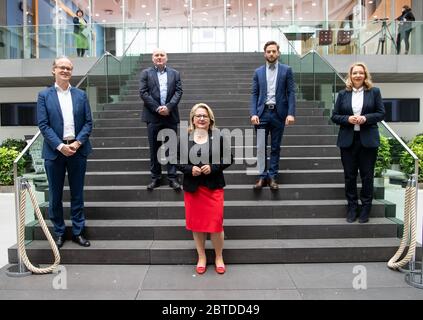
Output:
[55, 66, 73, 71]
[194, 114, 209, 120]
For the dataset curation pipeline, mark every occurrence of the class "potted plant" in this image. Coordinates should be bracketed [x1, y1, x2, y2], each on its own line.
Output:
[375, 135, 391, 178]
[0, 147, 26, 191]
[400, 134, 423, 186]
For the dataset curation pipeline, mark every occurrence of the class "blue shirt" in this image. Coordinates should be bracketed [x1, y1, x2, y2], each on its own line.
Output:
[155, 66, 168, 106]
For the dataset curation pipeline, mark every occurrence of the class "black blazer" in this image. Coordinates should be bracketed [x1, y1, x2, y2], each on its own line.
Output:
[176, 131, 233, 193]
[331, 87, 385, 148]
[139, 66, 182, 124]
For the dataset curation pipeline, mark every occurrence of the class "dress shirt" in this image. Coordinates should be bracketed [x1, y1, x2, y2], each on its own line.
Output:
[265, 62, 278, 105]
[155, 66, 168, 107]
[352, 86, 364, 131]
[55, 83, 75, 151]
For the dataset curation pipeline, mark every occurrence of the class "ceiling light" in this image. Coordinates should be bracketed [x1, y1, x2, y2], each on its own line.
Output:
[248, 3, 252, 6]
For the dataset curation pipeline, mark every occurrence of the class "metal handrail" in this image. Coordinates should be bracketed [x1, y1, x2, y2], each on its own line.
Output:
[75, 51, 111, 88]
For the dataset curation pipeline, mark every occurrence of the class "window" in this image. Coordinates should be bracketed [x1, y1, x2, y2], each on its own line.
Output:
[383, 99, 420, 122]
[1, 103, 37, 126]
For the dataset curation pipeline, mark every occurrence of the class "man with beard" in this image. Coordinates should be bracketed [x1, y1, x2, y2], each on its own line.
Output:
[250, 40, 296, 190]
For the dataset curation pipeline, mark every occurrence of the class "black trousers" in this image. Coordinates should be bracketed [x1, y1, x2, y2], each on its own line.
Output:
[396, 30, 412, 54]
[340, 132, 378, 216]
[147, 122, 177, 180]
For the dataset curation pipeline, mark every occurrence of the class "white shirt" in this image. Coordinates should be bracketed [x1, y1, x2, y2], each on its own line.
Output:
[265, 62, 278, 105]
[352, 87, 364, 131]
[55, 83, 75, 150]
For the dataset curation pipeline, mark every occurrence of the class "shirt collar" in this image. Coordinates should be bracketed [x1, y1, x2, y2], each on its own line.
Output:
[352, 86, 364, 93]
[154, 65, 167, 73]
[267, 62, 277, 70]
[55, 83, 71, 93]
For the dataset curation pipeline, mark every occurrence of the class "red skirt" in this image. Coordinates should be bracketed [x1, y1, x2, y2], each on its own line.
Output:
[184, 186, 224, 233]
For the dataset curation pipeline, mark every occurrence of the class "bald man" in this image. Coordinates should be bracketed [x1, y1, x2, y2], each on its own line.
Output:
[37, 56, 92, 248]
[139, 49, 183, 190]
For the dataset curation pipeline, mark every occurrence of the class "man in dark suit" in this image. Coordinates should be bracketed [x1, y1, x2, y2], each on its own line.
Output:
[140, 48, 183, 190]
[37, 56, 92, 248]
[250, 40, 296, 190]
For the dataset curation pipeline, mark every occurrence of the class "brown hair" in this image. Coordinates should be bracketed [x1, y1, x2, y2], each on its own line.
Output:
[188, 103, 216, 134]
[345, 62, 373, 91]
[263, 40, 280, 52]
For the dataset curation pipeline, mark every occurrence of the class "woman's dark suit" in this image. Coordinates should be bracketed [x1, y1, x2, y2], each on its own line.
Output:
[176, 131, 233, 192]
[331, 87, 385, 221]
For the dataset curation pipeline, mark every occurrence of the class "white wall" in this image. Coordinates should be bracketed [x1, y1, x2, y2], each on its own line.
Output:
[0, 87, 42, 143]
[375, 83, 423, 141]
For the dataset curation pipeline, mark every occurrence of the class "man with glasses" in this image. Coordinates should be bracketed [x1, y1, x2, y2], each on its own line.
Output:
[250, 40, 296, 190]
[37, 56, 92, 248]
[140, 48, 183, 191]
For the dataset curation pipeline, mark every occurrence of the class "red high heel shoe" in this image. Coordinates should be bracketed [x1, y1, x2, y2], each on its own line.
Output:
[196, 265, 207, 274]
[215, 264, 226, 274]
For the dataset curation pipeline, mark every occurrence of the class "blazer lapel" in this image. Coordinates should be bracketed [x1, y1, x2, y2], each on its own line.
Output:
[150, 67, 160, 89]
[260, 66, 267, 96]
[361, 90, 370, 115]
[345, 91, 354, 115]
[50, 87, 64, 121]
[166, 68, 174, 102]
[70, 88, 79, 127]
[275, 63, 282, 94]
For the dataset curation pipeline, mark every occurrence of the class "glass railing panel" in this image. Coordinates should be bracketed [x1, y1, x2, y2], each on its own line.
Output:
[376, 124, 414, 225]
[12, 133, 48, 242]
[0, 22, 146, 60]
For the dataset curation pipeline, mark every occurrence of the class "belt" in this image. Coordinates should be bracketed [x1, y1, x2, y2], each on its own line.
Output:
[265, 104, 276, 110]
[62, 139, 76, 144]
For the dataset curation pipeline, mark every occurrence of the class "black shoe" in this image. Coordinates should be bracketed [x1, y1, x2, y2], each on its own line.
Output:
[269, 178, 279, 190]
[55, 235, 65, 249]
[168, 179, 181, 191]
[253, 178, 268, 190]
[346, 206, 357, 223]
[72, 235, 91, 247]
[147, 179, 161, 190]
[359, 218, 369, 224]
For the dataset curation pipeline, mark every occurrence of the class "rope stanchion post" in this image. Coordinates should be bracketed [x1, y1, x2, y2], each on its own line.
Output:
[6, 177, 32, 277]
[405, 173, 423, 289]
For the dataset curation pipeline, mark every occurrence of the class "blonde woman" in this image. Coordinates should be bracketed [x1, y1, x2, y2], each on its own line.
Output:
[176, 103, 233, 274]
[331, 63, 385, 224]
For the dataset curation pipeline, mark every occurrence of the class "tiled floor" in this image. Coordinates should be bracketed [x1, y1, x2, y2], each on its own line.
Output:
[2, 193, 423, 300]
[1, 263, 423, 300]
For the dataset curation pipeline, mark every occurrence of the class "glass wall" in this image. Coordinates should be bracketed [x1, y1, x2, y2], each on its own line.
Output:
[1, 0, 416, 57]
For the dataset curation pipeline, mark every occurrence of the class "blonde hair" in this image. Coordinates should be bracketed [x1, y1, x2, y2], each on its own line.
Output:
[345, 62, 373, 91]
[188, 103, 216, 134]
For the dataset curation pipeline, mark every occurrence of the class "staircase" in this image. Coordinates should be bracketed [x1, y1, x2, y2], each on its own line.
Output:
[9, 52, 400, 264]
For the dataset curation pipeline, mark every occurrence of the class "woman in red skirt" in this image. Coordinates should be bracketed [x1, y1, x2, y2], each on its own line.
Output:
[177, 103, 233, 274]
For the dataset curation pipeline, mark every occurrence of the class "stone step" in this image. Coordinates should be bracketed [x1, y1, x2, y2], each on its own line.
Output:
[62, 184, 380, 202]
[31, 218, 397, 241]
[41, 199, 389, 220]
[8, 238, 401, 264]
[90, 135, 337, 147]
[92, 116, 330, 127]
[98, 100, 324, 110]
[124, 86, 253, 94]
[93, 108, 328, 119]
[92, 125, 337, 137]
[79, 170, 346, 186]
[86, 157, 343, 171]
[89, 145, 340, 159]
